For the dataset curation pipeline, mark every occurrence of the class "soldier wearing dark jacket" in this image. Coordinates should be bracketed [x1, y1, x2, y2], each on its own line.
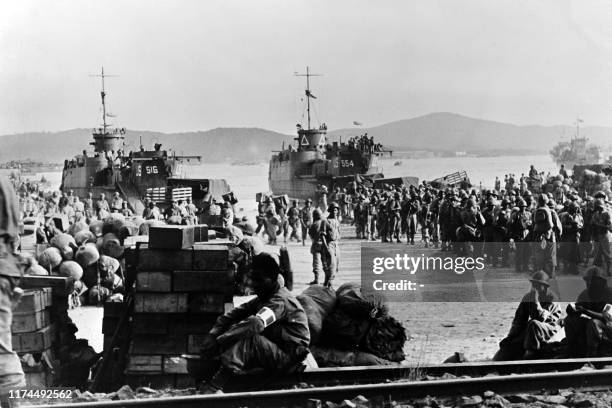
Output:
[510, 198, 532, 272]
[494, 271, 562, 360]
[199, 253, 310, 393]
[0, 177, 26, 397]
[564, 266, 612, 357]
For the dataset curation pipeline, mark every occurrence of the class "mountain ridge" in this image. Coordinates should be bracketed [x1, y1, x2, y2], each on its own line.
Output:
[3, 113, 611, 163]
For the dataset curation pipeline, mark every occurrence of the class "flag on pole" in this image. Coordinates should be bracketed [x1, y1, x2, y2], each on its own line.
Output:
[305, 90, 317, 99]
[577, 118, 584, 123]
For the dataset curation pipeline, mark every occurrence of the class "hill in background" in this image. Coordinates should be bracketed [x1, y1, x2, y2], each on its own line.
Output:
[3, 112, 612, 163]
[329, 112, 612, 154]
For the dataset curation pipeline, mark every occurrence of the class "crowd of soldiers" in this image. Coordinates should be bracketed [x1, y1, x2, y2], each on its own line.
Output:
[254, 165, 612, 287]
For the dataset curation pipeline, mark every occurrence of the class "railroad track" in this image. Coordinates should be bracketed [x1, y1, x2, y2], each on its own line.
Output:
[28, 358, 612, 408]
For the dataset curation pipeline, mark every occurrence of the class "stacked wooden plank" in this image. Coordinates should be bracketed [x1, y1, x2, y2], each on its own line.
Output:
[119, 226, 235, 389]
[145, 187, 192, 204]
[12, 288, 56, 388]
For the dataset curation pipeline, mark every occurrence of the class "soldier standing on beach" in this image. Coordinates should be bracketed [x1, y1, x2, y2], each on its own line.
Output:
[320, 203, 341, 288]
[0, 177, 26, 400]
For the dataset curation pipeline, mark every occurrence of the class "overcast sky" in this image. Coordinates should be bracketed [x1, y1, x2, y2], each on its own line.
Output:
[1, 0, 611, 135]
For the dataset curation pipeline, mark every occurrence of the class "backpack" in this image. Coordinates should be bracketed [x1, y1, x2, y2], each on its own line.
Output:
[535, 207, 550, 227]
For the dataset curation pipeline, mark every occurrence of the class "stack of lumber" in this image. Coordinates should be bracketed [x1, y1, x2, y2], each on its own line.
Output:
[105, 225, 236, 389]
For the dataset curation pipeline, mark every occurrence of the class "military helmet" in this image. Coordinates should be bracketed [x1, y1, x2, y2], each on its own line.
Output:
[517, 198, 527, 207]
[594, 191, 607, 199]
[328, 202, 340, 211]
[523, 190, 532, 197]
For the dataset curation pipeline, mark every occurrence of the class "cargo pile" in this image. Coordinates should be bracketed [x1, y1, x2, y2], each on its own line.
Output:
[13, 282, 97, 389]
[297, 283, 407, 367]
[578, 169, 612, 198]
[100, 224, 237, 390]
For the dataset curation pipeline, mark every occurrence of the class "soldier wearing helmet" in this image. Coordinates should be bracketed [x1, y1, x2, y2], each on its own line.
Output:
[559, 201, 583, 274]
[591, 191, 612, 275]
[510, 197, 533, 272]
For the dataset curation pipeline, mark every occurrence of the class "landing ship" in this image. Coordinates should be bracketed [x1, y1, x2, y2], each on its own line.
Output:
[268, 67, 390, 201]
[60, 68, 230, 214]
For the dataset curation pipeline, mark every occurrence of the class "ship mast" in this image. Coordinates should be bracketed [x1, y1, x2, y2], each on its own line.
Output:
[295, 66, 321, 130]
[90, 67, 117, 135]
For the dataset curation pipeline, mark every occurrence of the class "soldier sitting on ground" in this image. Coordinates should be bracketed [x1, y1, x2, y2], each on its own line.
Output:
[198, 253, 310, 394]
[493, 271, 562, 360]
[564, 266, 612, 357]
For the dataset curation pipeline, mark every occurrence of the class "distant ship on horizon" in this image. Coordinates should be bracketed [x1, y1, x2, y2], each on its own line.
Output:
[549, 119, 603, 168]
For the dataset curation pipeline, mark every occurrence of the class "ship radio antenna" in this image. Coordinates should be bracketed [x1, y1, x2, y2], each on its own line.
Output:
[89, 67, 118, 134]
[295, 66, 322, 130]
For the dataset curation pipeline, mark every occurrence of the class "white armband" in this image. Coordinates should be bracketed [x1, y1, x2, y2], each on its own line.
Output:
[256, 307, 276, 328]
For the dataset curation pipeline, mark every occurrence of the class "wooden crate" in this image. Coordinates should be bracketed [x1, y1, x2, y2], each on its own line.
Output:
[172, 270, 234, 293]
[136, 271, 172, 292]
[103, 301, 125, 317]
[134, 245, 229, 271]
[134, 293, 188, 313]
[12, 310, 50, 334]
[130, 334, 187, 355]
[148, 225, 195, 250]
[132, 314, 216, 335]
[125, 355, 163, 374]
[193, 224, 209, 242]
[125, 374, 176, 389]
[188, 293, 225, 314]
[132, 314, 169, 335]
[12, 325, 55, 353]
[163, 356, 188, 374]
[14, 289, 52, 314]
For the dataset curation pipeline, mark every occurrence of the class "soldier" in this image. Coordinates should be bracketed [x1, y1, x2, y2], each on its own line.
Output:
[438, 191, 454, 251]
[378, 194, 389, 243]
[581, 197, 595, 266]
[111, 191, 123, 213]
[341, 188, 352, 219]
[560, 201, 583, 275]
[368, 194, 378, 241]
[198, 253, 310, 394]
[405, 192, 420, 245]
[120, 201, 133, 217]
[96, 192, 110, 218]
[510, 198, 532, 272]
[389, 192, 402, 243]
[481, 197, 497, 264]
[564, 267, 612, 357]
[591, 191, 612, 275]
[276, 202, 290, 244]
[492, 198, 511, 267]
[320, 203, 341, 287]
[308, 209, 325, 284]
[457, 199, 484, 256]
[317, 184, 328, 213]
[352, 195, 366, 239]
[0, 177, 26, 397]
[494, 176, 501, 192]
[493, 271, 562, 360]
[299, 199, 313, 246]
[429, 190, 442, 248]
[532, 195, 559, 277]
[287, 200, 301, 242]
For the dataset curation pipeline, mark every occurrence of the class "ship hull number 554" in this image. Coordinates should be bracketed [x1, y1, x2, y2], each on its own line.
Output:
[334, 159, 354, 168]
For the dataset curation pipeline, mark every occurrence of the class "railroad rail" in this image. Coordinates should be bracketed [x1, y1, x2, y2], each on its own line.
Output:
[28, 358, 612, 408]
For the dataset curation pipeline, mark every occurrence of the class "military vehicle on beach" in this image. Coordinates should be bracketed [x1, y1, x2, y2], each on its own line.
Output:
[268, 67, 391, 202]
[60, 68, 230, 214]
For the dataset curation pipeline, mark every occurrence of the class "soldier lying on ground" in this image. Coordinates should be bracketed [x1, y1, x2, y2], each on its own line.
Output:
[197, 253, 310, 394]
[493, 271, 562, 360]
